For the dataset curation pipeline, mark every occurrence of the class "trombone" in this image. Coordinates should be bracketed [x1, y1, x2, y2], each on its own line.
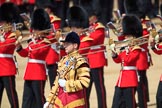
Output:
[28, 34, 150, 54]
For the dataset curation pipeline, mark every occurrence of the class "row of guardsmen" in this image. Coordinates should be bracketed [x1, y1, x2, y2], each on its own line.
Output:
[0, 2, 107, 108]
[0, 1, 162, 108]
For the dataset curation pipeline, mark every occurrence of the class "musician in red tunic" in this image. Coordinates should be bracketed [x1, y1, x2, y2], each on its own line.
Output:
[0, 3, 20, 108]
[66, 5, 93, 56]
[16, 8, 51, 108]
[124, 1, 152, 107]
[111, 15, 143, 108]
[86, 12, 107, 108]
[43, 3, 61, 88]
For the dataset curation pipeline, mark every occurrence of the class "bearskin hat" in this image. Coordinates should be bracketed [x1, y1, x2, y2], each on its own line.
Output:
[66, 5, 89, 28]
[43, 3, 55, 14]
[122, 14, 143, 38]
[0, 2, 21, 23]
[31, 8, 51, 30]
[124, 0, 146, 18]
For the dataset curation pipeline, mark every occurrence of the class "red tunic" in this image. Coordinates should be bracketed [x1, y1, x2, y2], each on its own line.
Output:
[0, 32, 17, 76]
[113, 47, 141, 87]
[45, 15, 61, 65]
[79, 34, 93, 56]
[136, 24, 150, 70]
[50, 14, 61, 30]
[45, 35, 59, 65]
[17, 38, 50, 80]
[117, 23, 150, 70]
[87, 22, 107, 68]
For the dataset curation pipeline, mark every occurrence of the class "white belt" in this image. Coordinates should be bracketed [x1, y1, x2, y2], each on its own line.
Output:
[28, 59, 45, 64]
[122, 66, 137, 70]
[90, 46, 101, 50]
[0, 54, 13, 58]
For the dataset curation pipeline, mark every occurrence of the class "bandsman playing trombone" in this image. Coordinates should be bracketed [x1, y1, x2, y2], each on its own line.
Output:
[43, 3, 61, 88]
[16, 8, 51, 108]
[110, 14, 143, 108]
[0, 2, 21, 108]
[85, 11, 107, 108]
[124, 1, 152, 107]
[66, 5, 93, 56]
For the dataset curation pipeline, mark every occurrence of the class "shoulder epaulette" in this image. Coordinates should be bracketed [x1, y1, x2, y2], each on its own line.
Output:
[131, 45, 141, 51]
[95, 22, 105, 30]
[50, 14, 61, 23]
[8, 32, 16, 38]
[42, 38, 51, 44]
[81, 36, 93, 42]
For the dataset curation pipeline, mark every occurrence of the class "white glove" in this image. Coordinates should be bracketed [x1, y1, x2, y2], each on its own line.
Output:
[58, 79, 66, 87]
[109, 43, 116, 52]
[154, 34, 160, 43]
[125, 46, 130, 54]
[43, 102, 53, 108]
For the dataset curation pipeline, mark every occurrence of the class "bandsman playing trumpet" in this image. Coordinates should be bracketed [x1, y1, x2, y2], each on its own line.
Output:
[0, 2, 21, 108]
[16, 8, 51, 108]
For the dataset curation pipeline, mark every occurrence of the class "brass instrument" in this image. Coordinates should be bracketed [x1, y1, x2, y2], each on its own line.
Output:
[19, 27, 101, 51]
[145, 21, 162, 43]
[113, 10, 122, 24]
[150, 15, 162, 26]
[106, 22, 122, 36]
[0, 23, 23, 32]
[20, 13, 31, 30]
